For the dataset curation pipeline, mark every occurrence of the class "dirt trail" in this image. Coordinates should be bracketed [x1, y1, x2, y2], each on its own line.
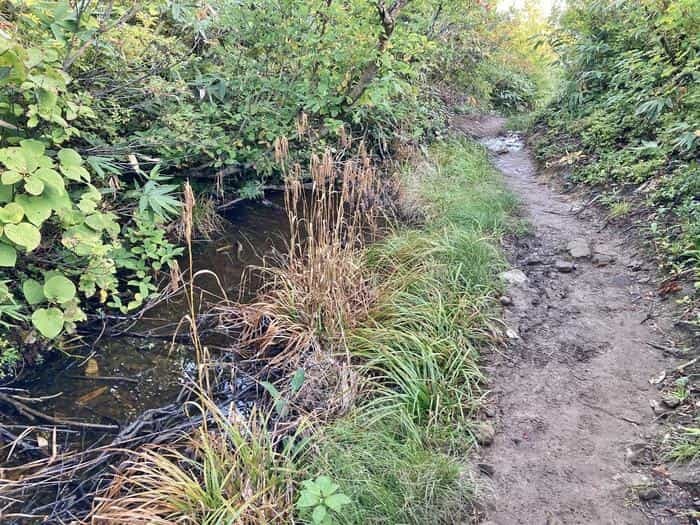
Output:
[458, 115, 686, 524]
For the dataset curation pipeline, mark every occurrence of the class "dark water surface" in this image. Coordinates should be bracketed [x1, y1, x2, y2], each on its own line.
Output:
[8, 196, 291, 437]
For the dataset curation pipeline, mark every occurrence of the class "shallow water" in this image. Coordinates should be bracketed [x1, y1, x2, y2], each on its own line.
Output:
[7, 195, 291, 436]
[480, 133, 524, 154]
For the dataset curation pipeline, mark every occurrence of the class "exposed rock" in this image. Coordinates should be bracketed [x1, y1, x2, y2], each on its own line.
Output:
[615, 472, 651, 488]
[554, 260, 575, 273]
[628, 260, 644, 271]
[661, 395, 681, 409]
[626, 443, 651, 465]
[478, 462, 495, 476]
[592, 253, 615, 267]
[637, 487, 662, 501]
[650, 399, 668, 416]
[567, 239, 591, 259]
[475, 421, 496, 446]
[499, 269, 528, 286]
[505, 327, 520, 340]
[500, 295, 513, 306]
[524, 255, 544, 265]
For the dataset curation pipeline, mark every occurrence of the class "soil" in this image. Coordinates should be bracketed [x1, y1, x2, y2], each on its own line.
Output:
[455, 115, 698, 524]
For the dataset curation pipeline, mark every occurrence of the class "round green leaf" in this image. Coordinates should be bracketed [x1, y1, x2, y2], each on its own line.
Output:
[57, 148, 82, 167]
[1, 170, 22, 185]
[312, 505, 327, 524]
[35, 167, 65, 191]
[19, 139, 46, 158]
[24, 175, 45, 195]
[0, 148, 28, 173]
[31, 307, 64, 339]
[15, 194, 52, 226]
[0, 202, 24, 223]
[43, 275, 76, 304]
[22, 278, 45, 304]
[0, 243, 16, 267]
[4, 222, 41, 251]
[60, 164, 90, 182]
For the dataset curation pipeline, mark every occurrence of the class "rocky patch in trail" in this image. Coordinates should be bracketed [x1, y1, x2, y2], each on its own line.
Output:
[457, 116, 698, 524]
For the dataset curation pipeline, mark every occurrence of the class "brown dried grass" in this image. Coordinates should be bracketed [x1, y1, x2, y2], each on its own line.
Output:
[90, 401, 304, 525]
[221, 146, 384, 365]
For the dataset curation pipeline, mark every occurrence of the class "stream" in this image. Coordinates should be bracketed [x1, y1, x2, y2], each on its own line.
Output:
[5, 195, 292, 448]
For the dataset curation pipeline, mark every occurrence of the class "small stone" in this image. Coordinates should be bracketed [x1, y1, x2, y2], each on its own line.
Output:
[478, 463, 495, 477]
[662, 395, 681, 409]
[499, 269, 528, 286]
[84, 358, 99, 376]
[592, 253, 615, 267]
[484, 406, 496, 418]
[475, 421, 496, 446]
[650, 399, 667, 416]
[567, 239, 591, 259]
[505, 327, 520, 340]
[524, 255, 544, 265]
[628, 260, 644, 271]
[616, 472, 650, 488]
[637, 487, 662, 501]
[626, 443, 650, 465]
[554, 260, 575, 273]
[500, 295, 513, 306]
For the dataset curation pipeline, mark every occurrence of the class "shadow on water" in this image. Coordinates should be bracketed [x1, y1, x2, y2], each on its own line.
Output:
[4, 194, 292, 447]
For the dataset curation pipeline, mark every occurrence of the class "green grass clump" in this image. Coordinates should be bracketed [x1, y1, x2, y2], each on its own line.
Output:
[310, 415, 473, 525]
[306, 138, 514, 522]
[668, 425, 700, 464]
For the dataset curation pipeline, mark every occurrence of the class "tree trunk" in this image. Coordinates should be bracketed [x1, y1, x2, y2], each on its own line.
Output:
[346, 0, 412, 105]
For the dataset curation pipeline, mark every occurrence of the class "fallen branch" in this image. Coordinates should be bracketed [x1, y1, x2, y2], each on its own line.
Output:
[0, 393, 119, 432]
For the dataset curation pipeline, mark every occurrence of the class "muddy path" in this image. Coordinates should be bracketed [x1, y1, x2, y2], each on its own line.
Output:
[457, 115, 693, 524]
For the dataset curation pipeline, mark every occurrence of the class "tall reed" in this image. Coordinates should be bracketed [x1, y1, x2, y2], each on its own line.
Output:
[223, 145, 385, 372]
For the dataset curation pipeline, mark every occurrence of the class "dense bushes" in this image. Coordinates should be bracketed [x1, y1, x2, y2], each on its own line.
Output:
[533, 0, 699, 314]
[0, 0, 548, 374]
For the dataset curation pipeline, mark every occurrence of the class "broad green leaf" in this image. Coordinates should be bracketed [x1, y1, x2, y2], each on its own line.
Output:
[60, 164, 90, 182]
[22, 279, 45, 304]
[16, 194, 52, 226]
[0, 202, 24, 223]
[324, 493, 351, 512]
[0, 148, 28, 172]
[0, 243, 16, 267]
[31, 307, 64, 339]
[35, 167, 65, 191]
[1, 171, 22, 185]
[315, 477, 336, 496]
[36, 88, 58, 116]
[5, 222, 41, 251]
[24, 175, 45, 195]
[296, 491, 320, 508]
[44, 275, 76, 304]
[311, 505, 327, 524]
[42, 184, 71, 211]
[57, 148, 83, 167]
[19, 139, 46, 158]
